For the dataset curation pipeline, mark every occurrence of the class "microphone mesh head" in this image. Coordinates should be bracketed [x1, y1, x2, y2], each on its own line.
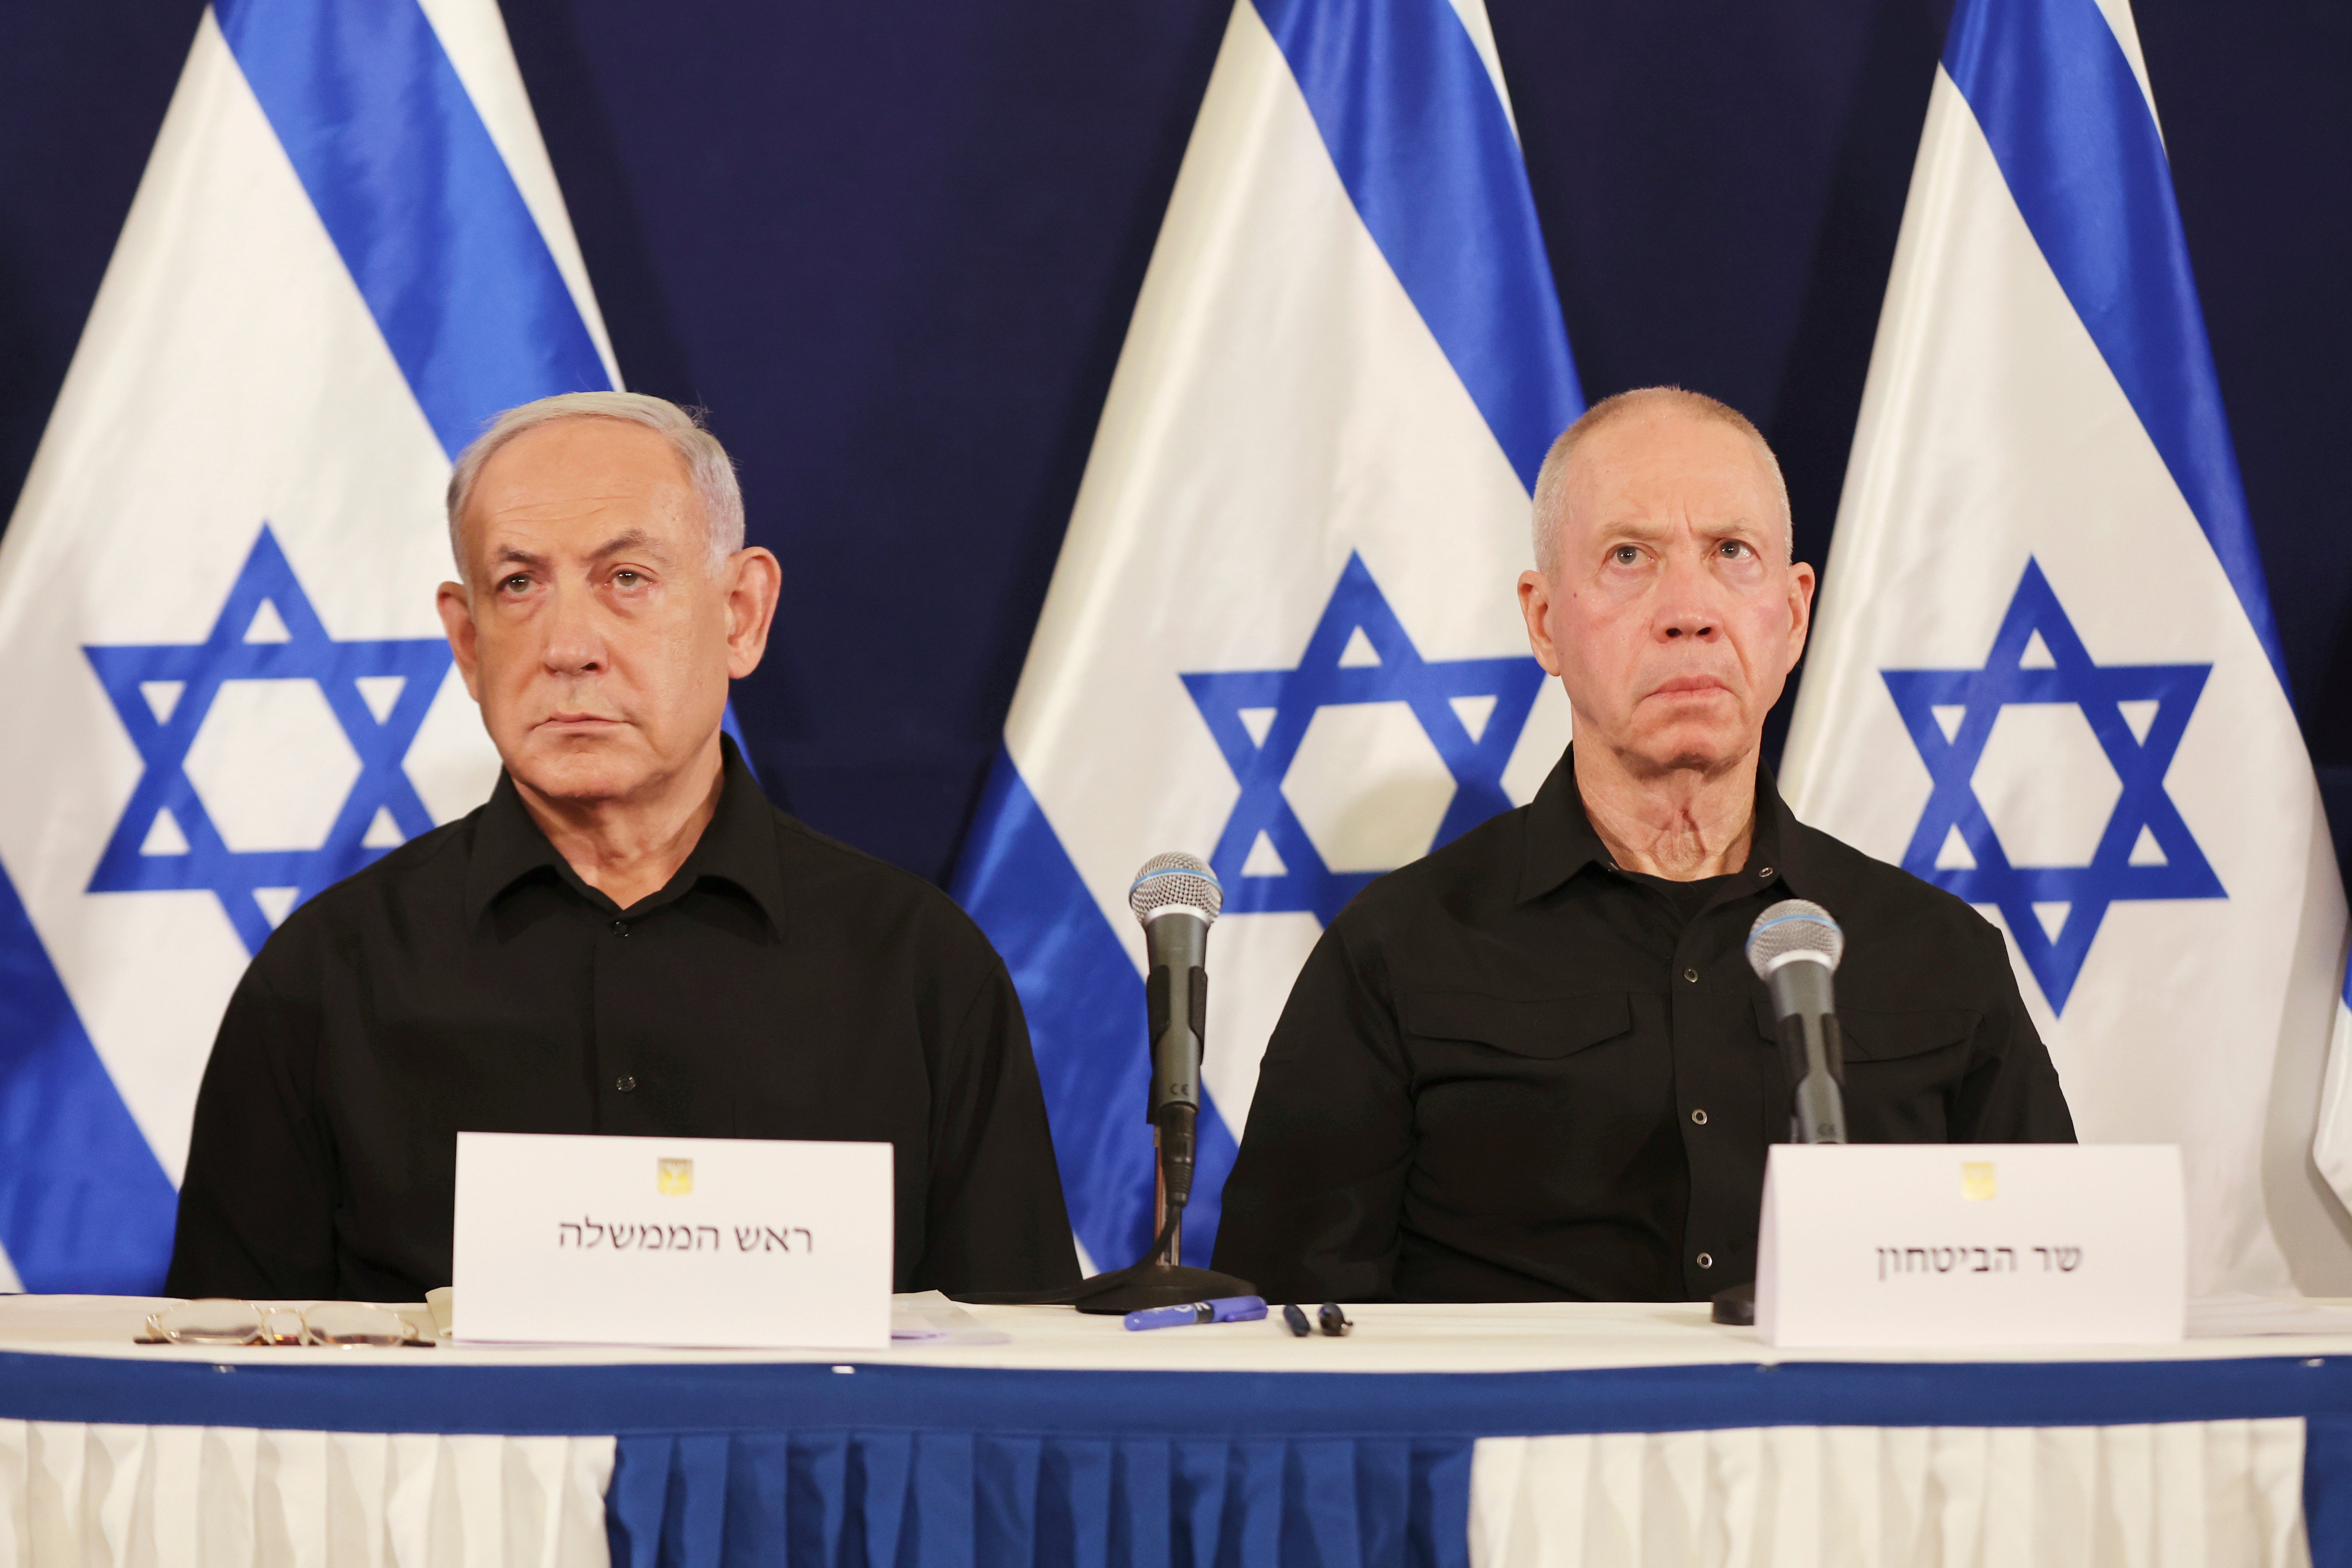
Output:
[1746, 898, 1844, 978]
[1129, 852, 1223, 924]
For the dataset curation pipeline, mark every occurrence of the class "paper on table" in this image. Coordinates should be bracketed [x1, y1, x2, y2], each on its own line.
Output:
[891, 1290, 1011, 1345]
[2186, 1293, 2352, 1337]
[418, 1286, 1006, 1350]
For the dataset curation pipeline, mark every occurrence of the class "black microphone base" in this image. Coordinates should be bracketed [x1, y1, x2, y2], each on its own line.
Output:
[1710, 1281, 1756, 1325]
[1074, 1263, 1258, 1315]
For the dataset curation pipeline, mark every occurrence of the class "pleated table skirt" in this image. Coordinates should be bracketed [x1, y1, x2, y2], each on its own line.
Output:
[0, 1417, 2312, 1568]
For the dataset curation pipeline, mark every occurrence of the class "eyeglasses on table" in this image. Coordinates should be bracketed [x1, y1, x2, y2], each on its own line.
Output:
[140, 1298, 436, 1348]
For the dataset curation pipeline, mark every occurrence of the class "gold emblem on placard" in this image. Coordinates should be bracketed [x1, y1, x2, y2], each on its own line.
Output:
[1961, 1161, 1996, 1201]
[657, 1158, 693, 1196]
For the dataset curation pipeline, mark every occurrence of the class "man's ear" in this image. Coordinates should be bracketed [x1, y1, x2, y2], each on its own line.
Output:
[724, 548, 783, 679]
[436, 581, 483, 702]
[1518, 570, 1564, 676]
[1784, 560, 1818, 670]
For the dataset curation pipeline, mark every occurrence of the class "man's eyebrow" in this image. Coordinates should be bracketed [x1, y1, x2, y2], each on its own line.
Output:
[1594, 513, 1672, 537]
[491, 545, 550, 571]
[589, 529, 668, 561]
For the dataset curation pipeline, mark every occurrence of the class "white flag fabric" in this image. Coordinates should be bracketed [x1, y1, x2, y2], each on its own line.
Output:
[0, 0, 617, 1290]
[952, 0, 1582, 1271]
[2317, 958, 2352, 1212]
[1780, 0, 2350, 1293]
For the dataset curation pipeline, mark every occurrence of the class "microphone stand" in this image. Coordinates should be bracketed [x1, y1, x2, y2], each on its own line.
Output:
[1155, 1127, 1181, 1265]
[1073, 1105, 1255, 1314]
[1068, 853, 1255, 1313]
[1714, 952, 1849, 1327]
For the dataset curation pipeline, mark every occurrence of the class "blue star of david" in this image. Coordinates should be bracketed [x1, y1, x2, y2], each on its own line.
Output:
[1183, 552, 1545, 923]
[1883, 557, 2221, 1014]
[84, 526, 454, 956]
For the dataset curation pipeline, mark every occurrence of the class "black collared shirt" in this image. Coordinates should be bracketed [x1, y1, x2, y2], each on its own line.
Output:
[165, 739, 1079, 1302]
[1212, 747, 2074, 1304]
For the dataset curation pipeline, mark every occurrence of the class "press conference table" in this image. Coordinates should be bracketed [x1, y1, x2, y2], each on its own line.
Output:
[2, 1294, 2347, 1568]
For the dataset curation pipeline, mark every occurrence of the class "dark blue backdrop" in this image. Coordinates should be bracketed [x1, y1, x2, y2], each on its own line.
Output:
[4, 0, 2348, 886]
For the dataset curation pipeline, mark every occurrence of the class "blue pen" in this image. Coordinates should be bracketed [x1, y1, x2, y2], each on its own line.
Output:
[1123, 1295, 1268, 1331]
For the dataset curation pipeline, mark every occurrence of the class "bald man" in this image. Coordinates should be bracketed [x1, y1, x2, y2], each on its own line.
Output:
[1213, 387, 2073, 1305]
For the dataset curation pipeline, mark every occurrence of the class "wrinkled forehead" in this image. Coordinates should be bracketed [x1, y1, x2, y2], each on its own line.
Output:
[462, 419, 702, 557]
[1559, 408, 1790, 549]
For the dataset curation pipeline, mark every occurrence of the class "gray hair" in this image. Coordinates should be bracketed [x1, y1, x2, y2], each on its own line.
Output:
[445, 391, 745, 583]
[1529, 386, 1792, 579]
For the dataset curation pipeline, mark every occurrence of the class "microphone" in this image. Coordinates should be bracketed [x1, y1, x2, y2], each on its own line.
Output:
[1057, 852, 1253, 1313]
[1128, 853, 1223, 1214]
[1746, 899, 1848, 1144]
[953, 852, 1247, 1312]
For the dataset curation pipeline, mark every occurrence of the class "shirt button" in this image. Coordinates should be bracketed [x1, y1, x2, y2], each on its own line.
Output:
[1697, 1252, 1714, 1270]
[615, 1074, 637, 1092]
[1757, 866, 1774, 880]
[611, 920, 628, 937]
[1691, 1107, 1709, 1126]
[1684, 968, 1699, 984]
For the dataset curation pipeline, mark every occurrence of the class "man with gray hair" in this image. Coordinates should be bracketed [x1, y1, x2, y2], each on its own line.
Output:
[167, 392, 1079, 1301]
[1216, 387, 2073, 1305]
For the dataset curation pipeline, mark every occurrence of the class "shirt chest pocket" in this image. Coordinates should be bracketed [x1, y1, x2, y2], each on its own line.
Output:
[1749, 1001, 1976, 1145]
[1748, 999, 1975, 1065]
[1401, 990, 1633, 1074]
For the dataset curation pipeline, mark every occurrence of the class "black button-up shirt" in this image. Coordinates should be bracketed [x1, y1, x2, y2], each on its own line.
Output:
[165, 739, 1079, 1302]
[1213, 746, 2074, 1304]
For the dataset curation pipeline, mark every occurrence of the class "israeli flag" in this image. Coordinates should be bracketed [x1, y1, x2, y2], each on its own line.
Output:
[2318, 958, 2352, 1214]
[0, 0, 615, 1291]
[1780, 0, 2350, 1292]
[953, 0, 1581, 1271]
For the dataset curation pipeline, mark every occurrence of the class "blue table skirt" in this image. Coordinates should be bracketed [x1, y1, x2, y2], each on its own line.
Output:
[608, 1431, 1469, 1568]
[8, 1350, 2352, 1566]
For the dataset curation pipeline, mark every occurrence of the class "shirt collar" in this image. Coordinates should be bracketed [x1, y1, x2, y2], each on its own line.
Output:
[462, 735, 787, 931]
[1515, 743, 1809, 905]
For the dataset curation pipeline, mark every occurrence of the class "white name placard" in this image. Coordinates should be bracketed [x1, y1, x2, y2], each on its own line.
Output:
[451, 1132, 893, 1348]
[1755, 1143, 2184, 1348]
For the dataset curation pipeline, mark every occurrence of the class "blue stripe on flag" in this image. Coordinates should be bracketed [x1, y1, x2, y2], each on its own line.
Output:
[0, 862, 178, 1292]
[214, 0, 611, 457]
[1943, 0, 2287, 691]
[720, 700, 759, 784]
[952, 750, 1238, 1272]
[1252, 0, 1583, 491]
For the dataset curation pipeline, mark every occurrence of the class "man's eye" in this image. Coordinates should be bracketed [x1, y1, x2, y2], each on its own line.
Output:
[1612, 546, 1641, 565]
[1720, 541, 1750, 558]
[501, 575, 532, 593]
[614, 570, 641, 587]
